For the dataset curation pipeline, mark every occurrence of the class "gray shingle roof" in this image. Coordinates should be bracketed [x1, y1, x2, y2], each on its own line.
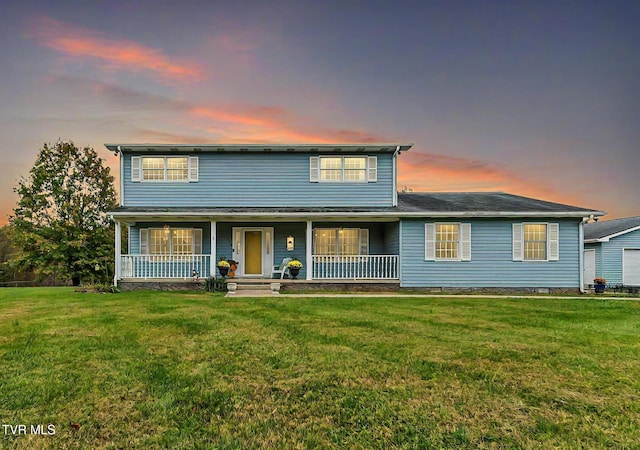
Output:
[584, 216, 640, 241]
[109, 192, 604, 218]
[396, 192, 603, 215]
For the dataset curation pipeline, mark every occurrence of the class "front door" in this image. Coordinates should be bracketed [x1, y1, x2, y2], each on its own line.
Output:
[244, 230, 263, 276]
[232, 227, 274, 277]
[584, 249, 595, 287]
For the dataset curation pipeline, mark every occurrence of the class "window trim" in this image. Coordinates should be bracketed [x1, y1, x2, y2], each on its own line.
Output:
[131, 156, 198, 183]
[310, 155, 377, 183]
[140, 227, 203, 255]
[425, 222, 471, 262]
[435, 222, 461, 261]
[513, 222, 560, 262]
[312, 228, 369, 256]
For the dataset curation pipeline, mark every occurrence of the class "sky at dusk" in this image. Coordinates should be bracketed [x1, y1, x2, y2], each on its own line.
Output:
[1, 0, 638, 224]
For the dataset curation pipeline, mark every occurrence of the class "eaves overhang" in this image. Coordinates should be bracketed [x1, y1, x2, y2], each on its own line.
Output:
[105, 143, 414, 154]
[108, 209, 604, 220]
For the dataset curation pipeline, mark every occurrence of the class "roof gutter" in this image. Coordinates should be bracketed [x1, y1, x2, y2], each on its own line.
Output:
[118, 145, 123, 207]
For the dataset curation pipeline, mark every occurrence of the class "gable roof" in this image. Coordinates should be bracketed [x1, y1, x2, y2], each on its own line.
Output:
[109, 192, 604, 220]
[584, 216, 640, 242]
[105, 143, 413, 154]
[396, 192, 604, 217]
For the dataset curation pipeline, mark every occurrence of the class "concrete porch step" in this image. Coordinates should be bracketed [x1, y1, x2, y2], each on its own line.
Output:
[226, 279, 281, 296]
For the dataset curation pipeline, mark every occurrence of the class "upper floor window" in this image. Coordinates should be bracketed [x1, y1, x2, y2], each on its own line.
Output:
[131, 156, 198, 182]
[310, 156, 377, 183]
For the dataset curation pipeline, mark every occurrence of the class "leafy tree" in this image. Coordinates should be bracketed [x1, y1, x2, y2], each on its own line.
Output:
[10, 140, 117, 285]
[0, 225, 18, 282]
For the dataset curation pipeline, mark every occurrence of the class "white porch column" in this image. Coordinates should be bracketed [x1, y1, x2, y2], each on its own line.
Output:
[210, 221, 217, 277]
[114, 220, 121, 286]
[306, 220, 313, 280]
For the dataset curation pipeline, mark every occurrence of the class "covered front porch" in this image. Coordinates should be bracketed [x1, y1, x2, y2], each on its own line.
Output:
[112, 217, 400, 285]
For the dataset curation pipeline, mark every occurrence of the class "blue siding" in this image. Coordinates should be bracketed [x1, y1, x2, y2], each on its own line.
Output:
[123, 152, 394, 207]
[598, 230, 640, 285]
[400, 218, 581, 288]
[383, 222, 400, 255]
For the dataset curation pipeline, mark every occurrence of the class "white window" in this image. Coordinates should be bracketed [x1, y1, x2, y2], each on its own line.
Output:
[313, 228, 369, 255]
[309, 156, 377, 183]
[513, 223, 559, 261]
[524, 224, 547, 260]
[425, 223, 471, 261]
[131, 156, 198, 182]
[140, 228, 203, 255]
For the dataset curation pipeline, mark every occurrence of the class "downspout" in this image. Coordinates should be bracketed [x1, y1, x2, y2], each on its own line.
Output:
[392, 145, 401, 207]
[579, 219, 585, 293]
[118, 146, 124, 207]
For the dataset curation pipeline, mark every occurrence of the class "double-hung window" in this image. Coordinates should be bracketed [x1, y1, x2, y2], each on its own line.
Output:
[140, 228, 203, 258]
[131, 156, 199, 182]
[313, 228, 369, 255]
[513, 223, 559, 261]
[425, 223, 471, 261]
[310, 156, 377, 183]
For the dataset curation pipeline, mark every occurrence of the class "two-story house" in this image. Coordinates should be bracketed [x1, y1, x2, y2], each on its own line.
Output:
[107, 143, 604, 292]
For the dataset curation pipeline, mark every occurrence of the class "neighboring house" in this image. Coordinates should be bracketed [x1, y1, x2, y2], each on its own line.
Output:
[107, 143, 604, 292]
[584, 216, 640, 287]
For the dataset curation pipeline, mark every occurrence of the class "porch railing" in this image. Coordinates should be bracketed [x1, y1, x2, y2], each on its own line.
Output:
[121, 255, 211, 279]
[312, 255, 399, 280]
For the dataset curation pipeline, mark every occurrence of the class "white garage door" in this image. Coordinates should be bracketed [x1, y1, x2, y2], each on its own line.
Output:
[623, 249, 640, 286]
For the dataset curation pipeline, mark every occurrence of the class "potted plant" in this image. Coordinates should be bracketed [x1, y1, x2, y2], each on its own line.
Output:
[594, 277, 606, 294]
[217, 258, 230, 277]
[287, 258, 303, 279]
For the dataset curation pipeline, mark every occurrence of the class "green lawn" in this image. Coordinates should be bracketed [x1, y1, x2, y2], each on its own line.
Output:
[0, 288, 639, 449]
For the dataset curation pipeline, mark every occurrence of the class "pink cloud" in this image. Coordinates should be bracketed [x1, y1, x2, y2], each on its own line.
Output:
[28, 16, 203, 81]
[189, 104, 387, 144]
[397, 151, 587, 206]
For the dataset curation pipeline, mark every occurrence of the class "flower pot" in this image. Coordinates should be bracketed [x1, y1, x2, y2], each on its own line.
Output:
[218, 266, 229, 277]
[289, 267, 300, 279]
[594, 283, 605, 294]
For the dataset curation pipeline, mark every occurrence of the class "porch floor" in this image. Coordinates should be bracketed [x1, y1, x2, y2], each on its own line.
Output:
[232, 278, 400, 284]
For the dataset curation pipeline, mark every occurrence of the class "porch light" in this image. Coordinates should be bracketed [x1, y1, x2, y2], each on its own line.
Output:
[286, 235, 294, 251]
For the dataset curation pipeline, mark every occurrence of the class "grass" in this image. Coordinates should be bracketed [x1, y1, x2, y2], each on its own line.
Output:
[0, 288, 639, 449]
